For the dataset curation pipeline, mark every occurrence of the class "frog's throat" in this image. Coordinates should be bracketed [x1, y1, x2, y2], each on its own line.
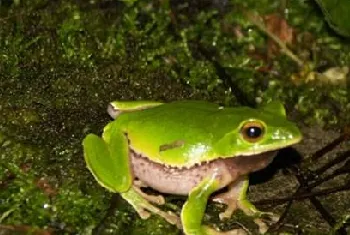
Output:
[129, 148, 277, 195]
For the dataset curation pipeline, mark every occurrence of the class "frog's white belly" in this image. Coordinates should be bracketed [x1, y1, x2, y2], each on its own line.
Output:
[130, 149, 276, 195]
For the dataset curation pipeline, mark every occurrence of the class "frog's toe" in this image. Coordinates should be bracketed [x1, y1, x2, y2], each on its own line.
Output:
[135, 207, 151, 219]
[147, 194, 165, 205]
[161, 211, 182, 228]
[218, 203, 237, 220]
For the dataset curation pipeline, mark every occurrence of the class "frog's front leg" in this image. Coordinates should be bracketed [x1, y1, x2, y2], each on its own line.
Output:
[83, 122, 181, 228]
[213, 176, 279, 234]
[182, 176, 246, 235]
[83, 124, 132, 192]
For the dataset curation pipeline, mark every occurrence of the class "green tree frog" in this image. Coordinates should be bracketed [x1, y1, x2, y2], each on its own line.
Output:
[83, 100, 302, 235]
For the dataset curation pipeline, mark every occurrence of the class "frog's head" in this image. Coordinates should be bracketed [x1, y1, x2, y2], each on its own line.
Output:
[214, 101, 302, 157]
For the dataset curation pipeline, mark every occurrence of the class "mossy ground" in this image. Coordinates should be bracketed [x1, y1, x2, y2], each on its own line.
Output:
[0, 0, 349, 234]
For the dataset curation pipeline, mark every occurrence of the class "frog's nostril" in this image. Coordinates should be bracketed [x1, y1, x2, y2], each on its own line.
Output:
[107, 104, 120, 119]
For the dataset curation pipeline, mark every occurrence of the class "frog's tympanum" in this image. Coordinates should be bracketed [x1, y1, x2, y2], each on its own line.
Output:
[83, 101, 302, 235]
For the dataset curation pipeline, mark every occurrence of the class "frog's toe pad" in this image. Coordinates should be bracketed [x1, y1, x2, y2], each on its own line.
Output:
[253, 218, 268, 234]
[136, 208, 151, 219]
[163, 211, 182, 229]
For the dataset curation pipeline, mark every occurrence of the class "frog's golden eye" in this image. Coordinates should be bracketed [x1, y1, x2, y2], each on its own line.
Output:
[241, 121, 265, 143]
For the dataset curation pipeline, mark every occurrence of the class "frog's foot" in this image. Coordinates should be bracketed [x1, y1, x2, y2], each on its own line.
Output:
[121, 186, 181, 228]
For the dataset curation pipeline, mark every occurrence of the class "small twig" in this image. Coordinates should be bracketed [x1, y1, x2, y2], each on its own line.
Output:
[309, 132, 349, 162]
[313, 150, 350, 175]
[308, 161, 350, 189]
[255, 183, 350, 206]
[266, 163, 348, 234]
[294, 162, 339, 232]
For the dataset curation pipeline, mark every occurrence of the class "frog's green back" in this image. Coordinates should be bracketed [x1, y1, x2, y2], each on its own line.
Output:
[108, 101, 302, 167]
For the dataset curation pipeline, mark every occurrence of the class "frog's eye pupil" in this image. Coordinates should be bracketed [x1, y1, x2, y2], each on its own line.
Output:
[246, 126, 262, 138]
[241, 121, 265, 143]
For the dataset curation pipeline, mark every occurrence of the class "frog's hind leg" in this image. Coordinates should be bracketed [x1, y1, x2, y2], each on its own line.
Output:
[121, 186, 181, 228]
[213, 176, 279, 234]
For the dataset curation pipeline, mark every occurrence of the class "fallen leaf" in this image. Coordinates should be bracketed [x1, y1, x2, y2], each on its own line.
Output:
[264, 13, 295, 58]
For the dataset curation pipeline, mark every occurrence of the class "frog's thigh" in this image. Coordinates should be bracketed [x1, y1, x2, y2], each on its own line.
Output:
[121, 186, 181, 229]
